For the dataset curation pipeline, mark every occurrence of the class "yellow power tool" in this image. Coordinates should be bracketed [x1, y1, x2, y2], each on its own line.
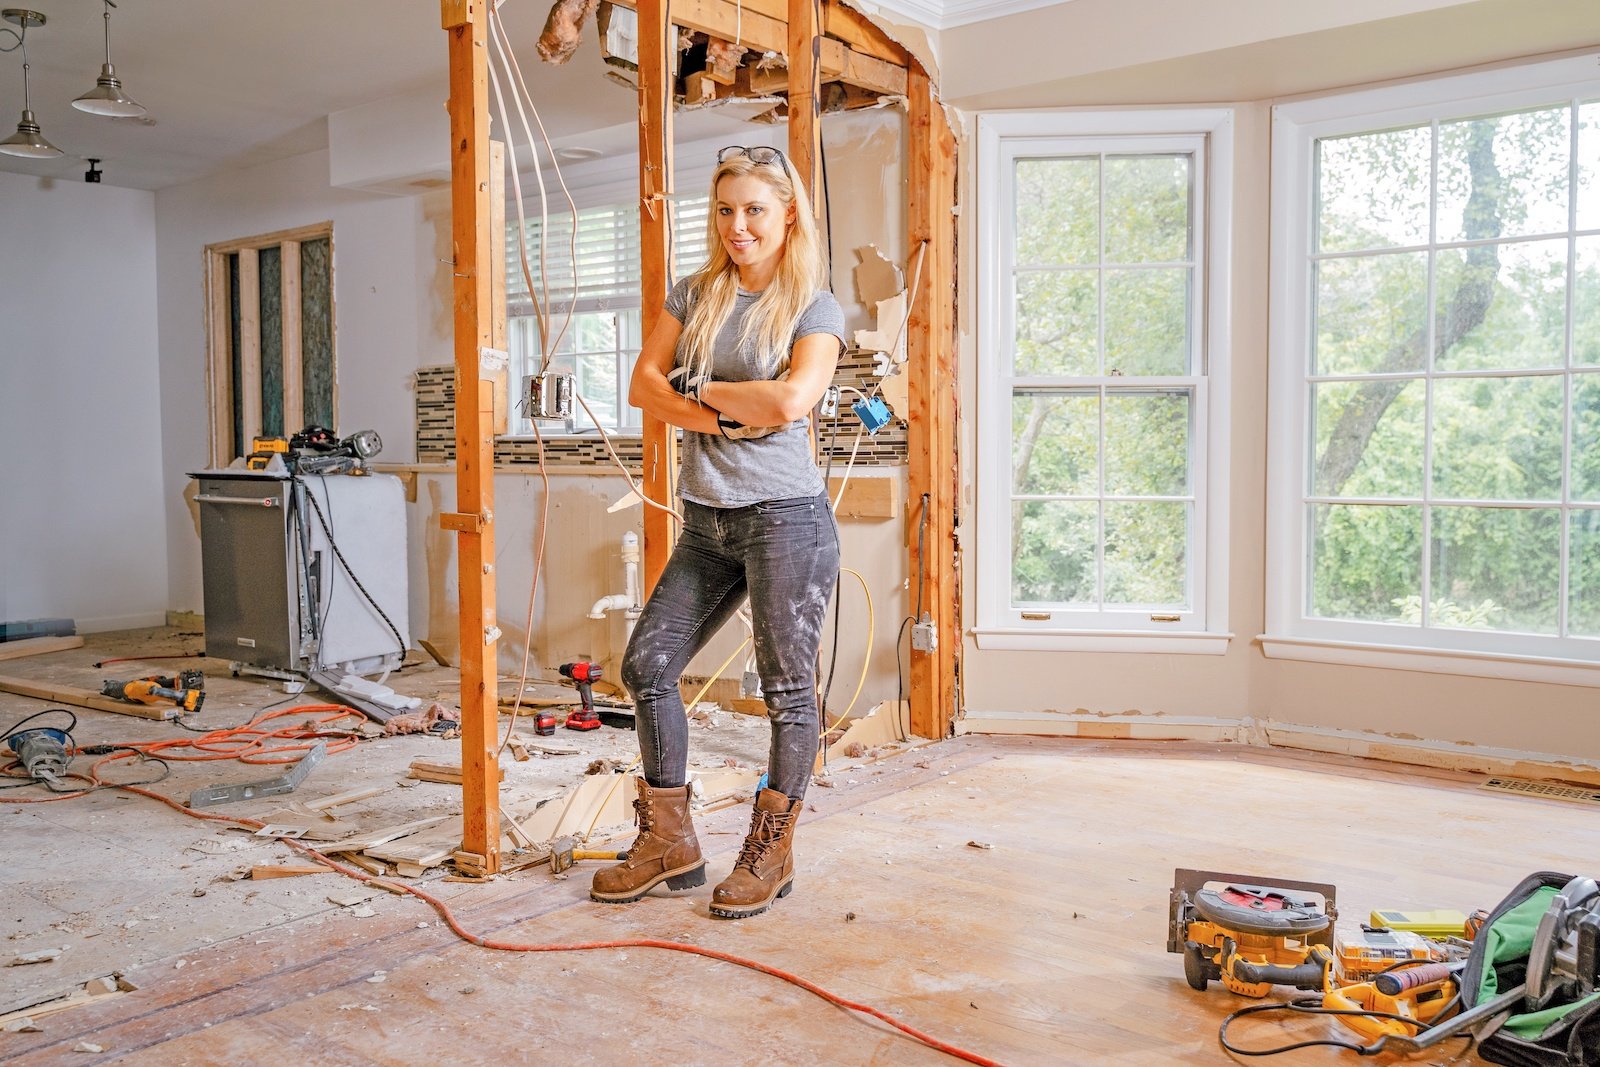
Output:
[245, 436, 290, 471]
[1169, 869, 1338, 997]
[101, 670, 206, 713]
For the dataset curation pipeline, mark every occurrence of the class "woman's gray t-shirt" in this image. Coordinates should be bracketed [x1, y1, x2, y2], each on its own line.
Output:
[664, 276, 846, 508]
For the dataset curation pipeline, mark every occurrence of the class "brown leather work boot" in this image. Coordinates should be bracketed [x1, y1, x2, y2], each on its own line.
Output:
[590, 779, 706, 903]
[709, 788, 799, 919]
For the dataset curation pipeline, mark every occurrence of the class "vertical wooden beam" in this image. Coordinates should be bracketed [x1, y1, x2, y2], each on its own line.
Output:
[281, 240, 304, 434]
[638, 0, 676, 593]
[906, 66, 958, 740]
[205, 252, 235, 463]
[238, 248, 262, 448]
[787, 0, 821, 212]
[443, 0, 500, 874]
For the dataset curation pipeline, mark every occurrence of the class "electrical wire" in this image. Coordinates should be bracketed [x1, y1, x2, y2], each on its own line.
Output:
[92, 652, 205, 669]
[819, 568, 873, 736]
[301, 482, 407, 663]
[15, 749, 1001, 1065]
[1216, 994, 1472, 1058]
[0, 707, 78, 743]
[498, 419, 554, 758]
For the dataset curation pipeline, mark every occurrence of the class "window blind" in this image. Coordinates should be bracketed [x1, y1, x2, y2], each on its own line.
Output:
[506, 195, 711, 318]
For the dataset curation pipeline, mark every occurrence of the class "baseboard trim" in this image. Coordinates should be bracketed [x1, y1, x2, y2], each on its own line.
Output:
[957, 710, 1600, 787]
[165, 610, 204, 630]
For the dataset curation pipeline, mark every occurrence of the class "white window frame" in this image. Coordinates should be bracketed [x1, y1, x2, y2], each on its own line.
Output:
[974, 108, 1234, 653]
[1265, 53, 1600, 687]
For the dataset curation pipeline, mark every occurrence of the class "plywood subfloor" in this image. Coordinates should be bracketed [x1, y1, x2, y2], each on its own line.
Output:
[5, 729, 1596, 1065]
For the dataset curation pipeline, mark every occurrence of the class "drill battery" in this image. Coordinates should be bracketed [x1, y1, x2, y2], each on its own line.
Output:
[1334, 925, 1437, 983]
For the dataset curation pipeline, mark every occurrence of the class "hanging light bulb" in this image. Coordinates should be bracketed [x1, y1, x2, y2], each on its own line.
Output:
[72, 0, 145, 119]
[0, 9, 62, 159]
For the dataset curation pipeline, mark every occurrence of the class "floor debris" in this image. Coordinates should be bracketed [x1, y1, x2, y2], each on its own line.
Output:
[9, 948, 64, 966]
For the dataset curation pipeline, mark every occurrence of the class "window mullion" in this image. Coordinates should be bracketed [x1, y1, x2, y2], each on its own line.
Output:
[1419, 118, 1440, 632]
[1095, 153, 1107, 609]
[1560, 97, 1580, 638]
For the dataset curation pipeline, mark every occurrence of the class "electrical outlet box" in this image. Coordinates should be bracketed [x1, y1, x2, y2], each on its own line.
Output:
[852, 396, 892, 434]
[523, 371, 574, 420]
[911, 613, 937, 652]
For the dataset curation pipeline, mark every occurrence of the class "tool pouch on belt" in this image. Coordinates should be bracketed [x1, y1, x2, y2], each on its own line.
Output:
[1459, 871, 1600, 1067]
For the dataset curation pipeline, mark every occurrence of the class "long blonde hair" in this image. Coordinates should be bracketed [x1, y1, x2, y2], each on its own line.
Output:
[676, 152, 827, 381]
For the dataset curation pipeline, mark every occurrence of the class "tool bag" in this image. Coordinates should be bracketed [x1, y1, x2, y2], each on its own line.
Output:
[1459, 871, 1600, 1067]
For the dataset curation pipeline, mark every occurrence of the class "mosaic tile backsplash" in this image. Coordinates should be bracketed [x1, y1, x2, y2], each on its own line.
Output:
[415, 354, 908, 469]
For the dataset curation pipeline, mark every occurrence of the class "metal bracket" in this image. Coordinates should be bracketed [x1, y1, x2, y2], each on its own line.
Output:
[187, 742, 327, 808]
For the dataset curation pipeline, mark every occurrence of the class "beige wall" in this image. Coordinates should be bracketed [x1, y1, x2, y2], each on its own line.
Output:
[943, 1, 1600, 763]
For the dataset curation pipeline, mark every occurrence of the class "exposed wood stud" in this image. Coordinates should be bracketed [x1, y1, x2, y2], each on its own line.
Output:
[638, 0, 676, 593]
[205, 253, 234, 463]
[443, 0, 501, 874]
[238, 247, 262, 449]
[906, 65, 958, 741]
[787, 0, 821, 213]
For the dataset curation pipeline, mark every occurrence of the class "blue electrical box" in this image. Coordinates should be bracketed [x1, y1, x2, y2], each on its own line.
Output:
[852, 396, 892, 434]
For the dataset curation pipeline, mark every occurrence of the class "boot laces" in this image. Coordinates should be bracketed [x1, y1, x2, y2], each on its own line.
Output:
[633, 794, 655, 835]
[734, 809, 793, 873]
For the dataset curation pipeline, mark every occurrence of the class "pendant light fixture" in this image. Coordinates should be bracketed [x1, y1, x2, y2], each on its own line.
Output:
[0, 9, 62, 159]
[72, 0, 145, 119]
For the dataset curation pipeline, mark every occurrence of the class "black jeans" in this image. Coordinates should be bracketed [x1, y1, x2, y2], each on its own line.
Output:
[621, 492, 840, 801]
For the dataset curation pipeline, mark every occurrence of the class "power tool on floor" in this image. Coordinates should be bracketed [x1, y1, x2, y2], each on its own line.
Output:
[4, 724, 73, 792]
[101, 670, 206, 713]
[1169, 869, 1337, 997]
[558, 661, 602, 730]
[1323, 959, 1462, 1043]
[1335, 874, 1600, 1055]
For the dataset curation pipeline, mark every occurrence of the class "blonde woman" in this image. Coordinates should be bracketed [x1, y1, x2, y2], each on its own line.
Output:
[591, 146, 844, 919]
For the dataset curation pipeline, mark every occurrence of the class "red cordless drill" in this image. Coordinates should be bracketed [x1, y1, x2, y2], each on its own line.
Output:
[559, 661, 602, 731]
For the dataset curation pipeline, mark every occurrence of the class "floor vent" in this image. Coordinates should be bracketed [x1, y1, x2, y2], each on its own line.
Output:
[1481, 777, 1600, 805]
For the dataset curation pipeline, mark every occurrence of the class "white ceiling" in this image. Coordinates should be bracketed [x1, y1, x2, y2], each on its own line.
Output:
[0, 0, 757, 191]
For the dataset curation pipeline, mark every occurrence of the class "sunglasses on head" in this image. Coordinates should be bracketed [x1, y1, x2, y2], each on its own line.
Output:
[717, 145, 787, 167]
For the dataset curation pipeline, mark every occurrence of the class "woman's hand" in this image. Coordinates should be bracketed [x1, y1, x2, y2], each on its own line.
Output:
[628, 313, 724, 435]
[700, 332, 841, 427]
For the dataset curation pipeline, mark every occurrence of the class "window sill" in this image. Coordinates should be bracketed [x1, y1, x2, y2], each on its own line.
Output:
[972, 628, 1233, 654]
[1257, 634, 1600, 688]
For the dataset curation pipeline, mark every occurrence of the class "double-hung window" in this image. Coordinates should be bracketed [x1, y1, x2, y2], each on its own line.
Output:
[506, 195, 709, 435]
[975, 110, 1233, 652]
[1266, 55, 1600, 684]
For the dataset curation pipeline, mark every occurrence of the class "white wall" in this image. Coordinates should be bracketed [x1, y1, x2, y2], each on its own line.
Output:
[154, 149, 448, 613]
[0, 172, 167, 632]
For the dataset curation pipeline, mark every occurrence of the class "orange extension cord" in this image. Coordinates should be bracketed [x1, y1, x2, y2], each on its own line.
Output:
[2, 707, 1005, 1067]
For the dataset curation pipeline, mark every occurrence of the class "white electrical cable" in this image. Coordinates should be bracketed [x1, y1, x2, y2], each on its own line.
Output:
[489, 4, 581, 362]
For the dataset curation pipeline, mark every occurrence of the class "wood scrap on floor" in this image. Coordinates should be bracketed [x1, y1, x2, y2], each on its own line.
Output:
[363, 817, 465, 877]
[304, 785, 390, 812]
[319, 815, 452, 854]
[0, 635, 85, 661]
[407, 758, 505, 785]
[0, 673, 177, 721]
[249, 864, 329, 880]
[0, 974, 133, 1033]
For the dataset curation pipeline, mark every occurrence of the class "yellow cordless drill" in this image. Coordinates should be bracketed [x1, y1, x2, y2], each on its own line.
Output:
[101, 670, 206, 713]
